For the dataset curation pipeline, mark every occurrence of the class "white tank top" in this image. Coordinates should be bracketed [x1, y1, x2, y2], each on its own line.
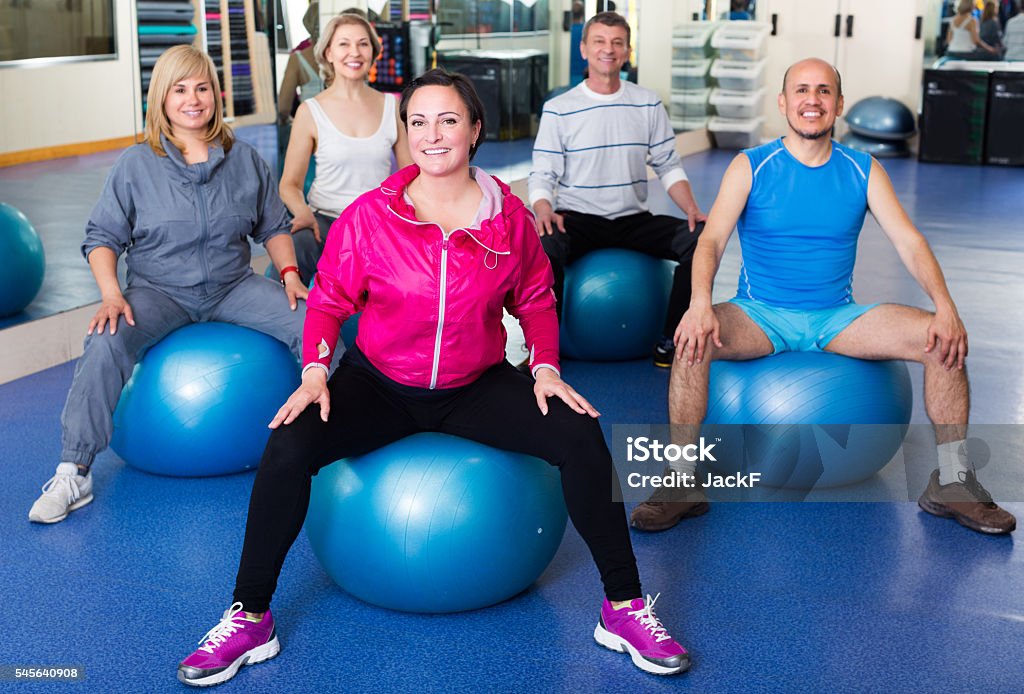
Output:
[306, 94, 398, 218]
[948, 16, 976, 53]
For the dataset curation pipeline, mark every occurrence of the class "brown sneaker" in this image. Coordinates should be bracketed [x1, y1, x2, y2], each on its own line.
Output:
[917, 469, 1016, 535]
[630, 478, 709, 532]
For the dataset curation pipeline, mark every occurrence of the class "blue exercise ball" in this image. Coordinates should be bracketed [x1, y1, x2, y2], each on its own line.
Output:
[703, 352, 912, 488]
[561, 249, 675, 361]
[845, 97, 916, 140]
[306, 433, 568, 613]
[840, 132, 910, 158]
[111, 322, 299, 476]
[0, 203, 46, 317]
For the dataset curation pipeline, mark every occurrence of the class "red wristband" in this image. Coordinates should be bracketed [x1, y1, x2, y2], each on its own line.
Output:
[279, 265, 299, 283]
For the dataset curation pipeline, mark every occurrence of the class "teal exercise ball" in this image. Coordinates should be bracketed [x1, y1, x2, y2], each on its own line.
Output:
[111, 322, 299, 476]
[561, 249, 674, 361]
[703, 352, 912, 489]
[0, 203, 45, 317]
[306, 433, 568, 613]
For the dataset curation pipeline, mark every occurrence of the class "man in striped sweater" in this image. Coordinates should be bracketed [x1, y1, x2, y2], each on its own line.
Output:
[528, 11, 706, 368]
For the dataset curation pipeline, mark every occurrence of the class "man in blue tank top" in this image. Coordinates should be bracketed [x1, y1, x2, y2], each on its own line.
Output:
[630, 58, 1015, 536]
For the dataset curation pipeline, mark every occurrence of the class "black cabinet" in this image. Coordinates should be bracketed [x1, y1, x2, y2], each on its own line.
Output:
[438, 49, 546, 141]
[985, 71, 1024, 166]
[919, 69, 989, 165]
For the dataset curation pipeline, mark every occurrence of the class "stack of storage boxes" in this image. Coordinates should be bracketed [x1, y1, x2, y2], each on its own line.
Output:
[668, 22, 717, 132]
[708, 22, 770, 148]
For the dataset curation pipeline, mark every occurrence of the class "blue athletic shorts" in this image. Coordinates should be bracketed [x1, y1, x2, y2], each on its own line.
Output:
[729, 297, 878, 354]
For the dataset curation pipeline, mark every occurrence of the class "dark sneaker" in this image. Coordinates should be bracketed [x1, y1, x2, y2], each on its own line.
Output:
[653, 337, 675, 368]
[178, 603, 280, 687]
[917, 469, 1016, 535]
[630, 478, 709, 532]
[594, 594, 690, 675]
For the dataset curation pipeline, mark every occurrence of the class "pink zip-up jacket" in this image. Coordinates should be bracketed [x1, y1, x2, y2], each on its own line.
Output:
[302, 165, 560, 389]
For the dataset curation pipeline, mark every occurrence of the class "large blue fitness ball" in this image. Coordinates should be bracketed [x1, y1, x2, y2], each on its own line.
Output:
[703, 352, 912, 488]
[845, 96, 917, 141]
[0, 203, 46, 317]
[111, 322, 299, 476]
[561, 249, 675, 361]
[306, 433, 568, 613]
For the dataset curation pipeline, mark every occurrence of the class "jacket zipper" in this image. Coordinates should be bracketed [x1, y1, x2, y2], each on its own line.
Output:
[193, 175, 211, 290]
[387, 203, 508, 390]
[430, 235, 450, 389]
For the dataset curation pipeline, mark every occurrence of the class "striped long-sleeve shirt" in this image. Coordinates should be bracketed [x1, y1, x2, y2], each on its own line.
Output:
[528, 80, 687, 219]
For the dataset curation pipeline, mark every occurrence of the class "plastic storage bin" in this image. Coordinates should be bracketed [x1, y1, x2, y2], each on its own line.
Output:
[669, 88, 711, 119]
[710, 22, 771, 61]
[710, 58, 767, 91]
[671, 59, 712, 91]
[671, 22, 718, 62]
[671, 116, 710, 132]
[708, 116, 765, 149]
[709, 87, 766, 119]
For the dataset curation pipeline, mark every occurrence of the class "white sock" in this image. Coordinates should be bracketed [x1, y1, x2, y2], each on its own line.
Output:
[668, 459, 697, 481]
[937, 440, 971, 485]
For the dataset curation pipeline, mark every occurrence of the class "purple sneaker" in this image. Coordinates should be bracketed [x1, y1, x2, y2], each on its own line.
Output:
[178, 603, 280, 687]
[593, 594, 690, 675]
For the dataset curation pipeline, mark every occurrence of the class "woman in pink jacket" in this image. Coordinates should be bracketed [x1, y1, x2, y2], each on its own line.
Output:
[178, 69, 690, 686]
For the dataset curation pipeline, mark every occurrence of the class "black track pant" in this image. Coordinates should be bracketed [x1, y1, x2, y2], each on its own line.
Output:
[233, 350, 641, 612]
[541, 211, 703, 338]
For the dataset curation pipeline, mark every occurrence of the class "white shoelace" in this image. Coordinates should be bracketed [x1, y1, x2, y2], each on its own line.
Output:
[628, 593, 672, 643]
[40, 472, 81, 503]
[197, 602, 248, 654]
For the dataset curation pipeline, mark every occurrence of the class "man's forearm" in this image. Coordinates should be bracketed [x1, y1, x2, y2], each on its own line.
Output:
[666, 180, 701, 216]
[688, 238, 721, 308]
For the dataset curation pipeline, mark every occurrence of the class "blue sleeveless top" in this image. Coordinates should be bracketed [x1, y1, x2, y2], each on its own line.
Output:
[735, 138, 871, 309]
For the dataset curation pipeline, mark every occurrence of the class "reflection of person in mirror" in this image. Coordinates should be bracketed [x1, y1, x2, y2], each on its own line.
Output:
[28, 45, 323, 526]
[277, 2, 323, 125]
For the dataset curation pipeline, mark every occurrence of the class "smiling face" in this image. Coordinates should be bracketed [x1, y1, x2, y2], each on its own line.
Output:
[580, 22, 631, 81]
[325, 22, 376, 81]
[778, 59, 844, 141]
[163, 75, 215, 138]
[405, 85, 481, 179]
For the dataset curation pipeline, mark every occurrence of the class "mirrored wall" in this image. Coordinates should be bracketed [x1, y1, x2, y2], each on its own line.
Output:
[0, 0, 117, 63]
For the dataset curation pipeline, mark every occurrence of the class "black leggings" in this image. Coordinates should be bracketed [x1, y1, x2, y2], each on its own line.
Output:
[232, 349, 641, 612]
[541, 211, 703, 337]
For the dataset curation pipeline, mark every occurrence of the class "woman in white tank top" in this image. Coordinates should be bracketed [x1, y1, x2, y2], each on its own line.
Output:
[945, 0, 999, 60]
[279, 11, 412, 282]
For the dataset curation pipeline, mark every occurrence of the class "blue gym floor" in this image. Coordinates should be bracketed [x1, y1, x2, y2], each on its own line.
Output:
[2, 143, 1024, 692]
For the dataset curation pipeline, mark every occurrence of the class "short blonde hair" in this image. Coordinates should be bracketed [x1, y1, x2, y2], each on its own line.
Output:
[144, 45, 233, 156]
[957, 0, 975, 14]
[314, 12, 381, 87]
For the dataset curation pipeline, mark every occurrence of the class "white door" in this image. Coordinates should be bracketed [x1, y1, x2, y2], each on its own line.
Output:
[835, 0, 927, 118]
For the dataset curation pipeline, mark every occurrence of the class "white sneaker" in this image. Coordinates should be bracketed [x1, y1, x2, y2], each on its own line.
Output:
[28, 463, 94, 524]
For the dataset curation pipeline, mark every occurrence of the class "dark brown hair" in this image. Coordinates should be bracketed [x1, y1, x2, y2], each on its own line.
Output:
[399, 68, 486, 160]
